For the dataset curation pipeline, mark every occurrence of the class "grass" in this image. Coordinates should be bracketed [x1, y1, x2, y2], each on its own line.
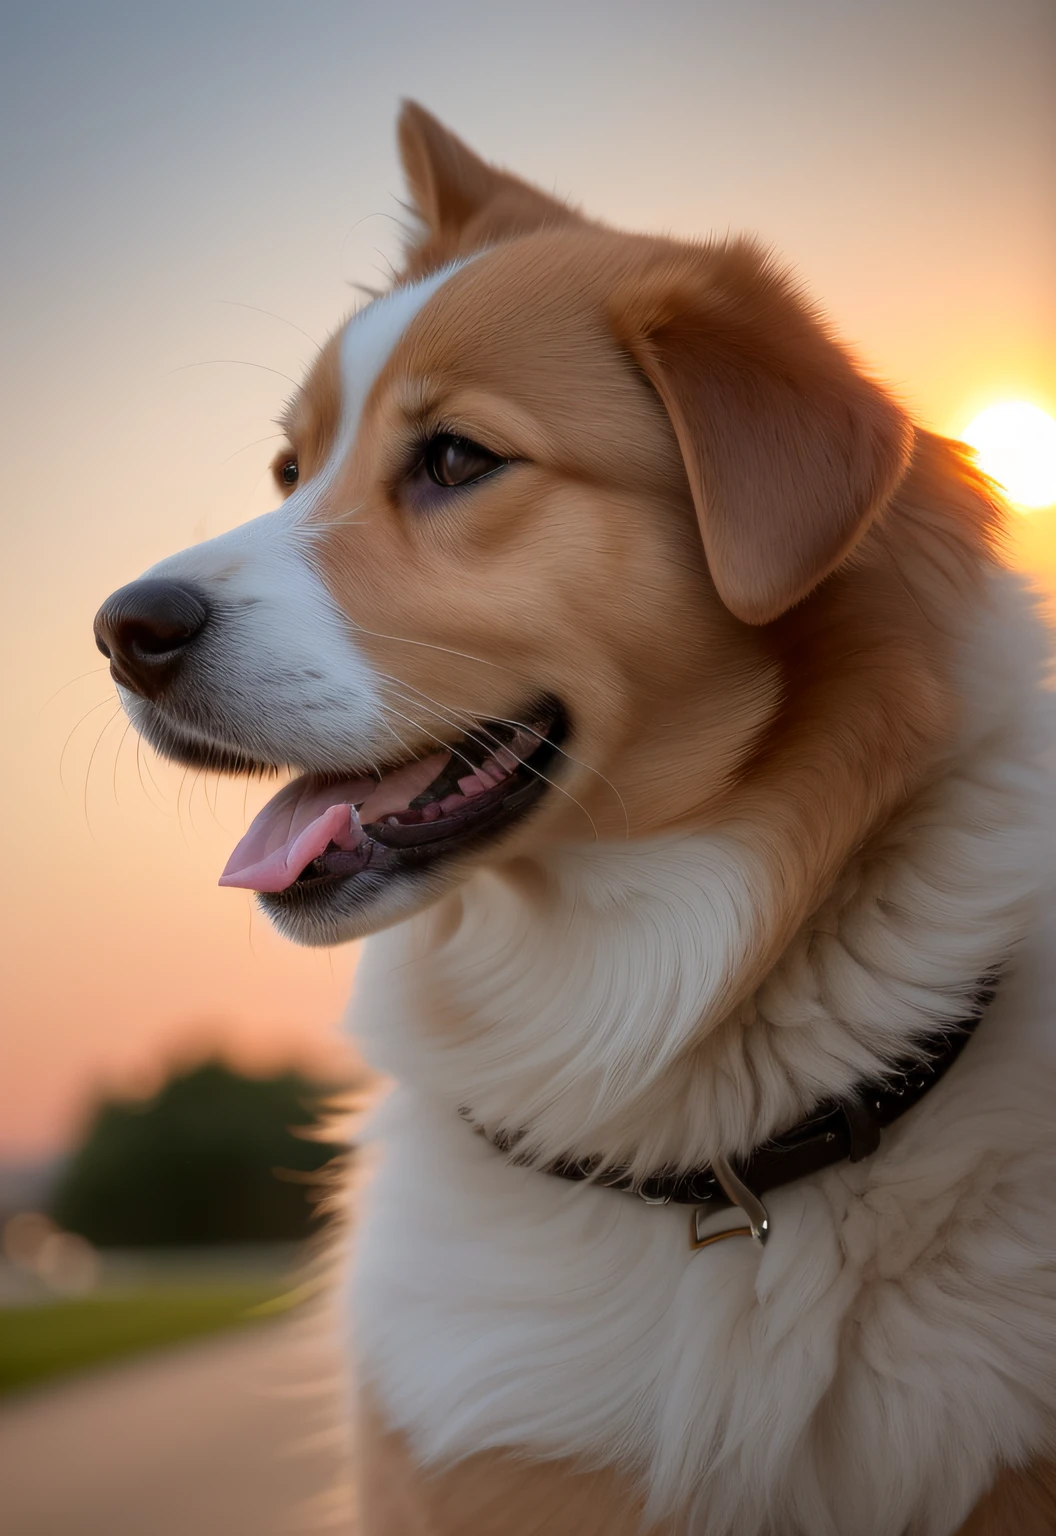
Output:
[0, 1280, 294, 1395]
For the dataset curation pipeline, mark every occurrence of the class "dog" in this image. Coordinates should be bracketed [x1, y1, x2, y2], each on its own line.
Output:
[94, 103, 1056, 1534]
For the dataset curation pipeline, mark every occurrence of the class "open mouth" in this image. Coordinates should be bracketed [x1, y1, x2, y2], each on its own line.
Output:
[218, 698, 567, 903]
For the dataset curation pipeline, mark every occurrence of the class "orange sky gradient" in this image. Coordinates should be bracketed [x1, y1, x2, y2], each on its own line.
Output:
[1, 1, 1054, 1158]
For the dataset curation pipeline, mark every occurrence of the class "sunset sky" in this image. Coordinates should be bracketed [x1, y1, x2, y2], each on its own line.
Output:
[1, 0, 1054, 1158]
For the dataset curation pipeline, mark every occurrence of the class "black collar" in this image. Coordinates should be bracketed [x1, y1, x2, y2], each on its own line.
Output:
[465, 977, 997, 1248]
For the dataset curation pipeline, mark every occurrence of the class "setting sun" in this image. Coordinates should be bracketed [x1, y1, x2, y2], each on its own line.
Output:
[962, 401, 1056, 511]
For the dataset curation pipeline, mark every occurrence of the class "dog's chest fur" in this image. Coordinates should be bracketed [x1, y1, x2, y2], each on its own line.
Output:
[348, 578, 1056, 1536]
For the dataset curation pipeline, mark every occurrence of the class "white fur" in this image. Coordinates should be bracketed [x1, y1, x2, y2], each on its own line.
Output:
[333, 267, 459, 462]
[348, 573, 1056, 1536]
[133, 268, 460, 771]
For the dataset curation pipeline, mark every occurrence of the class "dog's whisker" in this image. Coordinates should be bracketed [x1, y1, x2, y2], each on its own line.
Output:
[487, 716, 630, 839]
[292, 506, 370, 536]
[207, 769, 223, 824]
[338, 207, 406, 281]
[376, 712, 422, 770]
[175, 765, 193, 847]
[380, 685, 506, 764]
[377, 674, 626, 837]
[39, 667, 111, 713]
[351, 628, 511, 675]
[112, 717, 135, 807]
[372, 249, 400, 287]
[168, 359, 301, 388]
[215, 299, 320, 349]
[140, 741, 167, 806]
[377, 700, 486, 780]
[133, 733, 165, 815]
[380, 682, 599, 841]
[60, 695, 123, 795]
[81, 705, 123, 837]
[187, 763, 209, 839]
[134, 733, 146, 804]
[221, 432, 286, 467]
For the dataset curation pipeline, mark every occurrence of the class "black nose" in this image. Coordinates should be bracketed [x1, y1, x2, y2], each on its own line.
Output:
[94, 579, 209, 700]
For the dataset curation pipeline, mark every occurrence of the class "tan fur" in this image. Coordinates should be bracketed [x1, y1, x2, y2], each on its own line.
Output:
[609, 241, 914, 624]
[954, 1460, 1056, 1535]
[273, 328, 343, 491]
[280, 110, 1020, 1530]
[282, 226, 1002, 1039]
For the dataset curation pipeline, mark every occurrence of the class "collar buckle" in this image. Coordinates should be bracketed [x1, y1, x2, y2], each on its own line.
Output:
[690, 1154, 770, 1252]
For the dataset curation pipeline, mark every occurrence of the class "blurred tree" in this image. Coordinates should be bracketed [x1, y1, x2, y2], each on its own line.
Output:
[51, 1060, 345, 1247]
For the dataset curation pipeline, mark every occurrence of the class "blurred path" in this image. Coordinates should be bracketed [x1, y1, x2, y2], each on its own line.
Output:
[0, 1311, 354, 1535]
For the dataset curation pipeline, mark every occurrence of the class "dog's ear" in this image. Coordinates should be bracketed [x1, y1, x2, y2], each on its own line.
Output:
[611, 241, 913, 624]
[397, 101, 582, 278]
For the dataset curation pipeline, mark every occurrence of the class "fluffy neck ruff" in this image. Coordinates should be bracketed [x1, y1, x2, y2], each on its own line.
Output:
[355, 573, 1053, 1182]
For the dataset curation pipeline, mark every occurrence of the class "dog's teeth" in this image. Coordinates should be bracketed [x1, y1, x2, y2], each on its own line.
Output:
[409, 749, 462, 808]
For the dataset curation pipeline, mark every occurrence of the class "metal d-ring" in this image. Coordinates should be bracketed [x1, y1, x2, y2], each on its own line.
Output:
[689, 1154, 770, 1251]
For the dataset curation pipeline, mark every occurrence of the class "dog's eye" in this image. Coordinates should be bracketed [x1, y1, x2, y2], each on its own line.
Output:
[424, 434, 505, 488]
[279, 458, 299, 487]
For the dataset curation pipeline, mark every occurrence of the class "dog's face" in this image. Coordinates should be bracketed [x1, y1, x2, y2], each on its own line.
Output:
[94, 104, 911, 947]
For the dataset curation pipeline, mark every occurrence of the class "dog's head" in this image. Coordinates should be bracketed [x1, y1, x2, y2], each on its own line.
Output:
[95, 103, 917, 947]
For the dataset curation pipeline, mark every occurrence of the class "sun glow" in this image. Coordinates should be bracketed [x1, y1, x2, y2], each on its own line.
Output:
[962, 401, 1056, 511]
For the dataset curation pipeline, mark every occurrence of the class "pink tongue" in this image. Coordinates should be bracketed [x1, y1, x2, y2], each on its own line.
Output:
[219, 752, 449, 893]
